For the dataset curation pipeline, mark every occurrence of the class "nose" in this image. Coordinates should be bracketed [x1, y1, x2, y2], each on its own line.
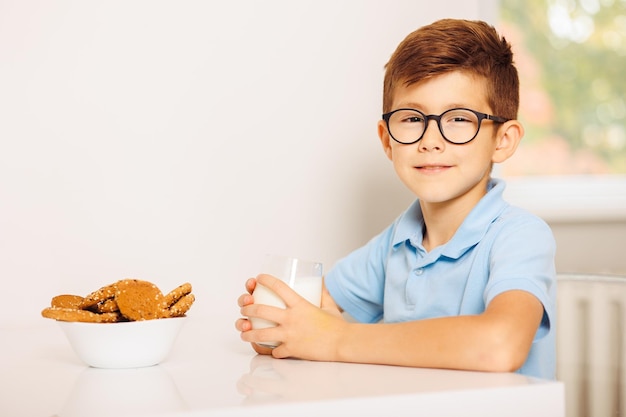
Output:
[419, 119, 445, 152]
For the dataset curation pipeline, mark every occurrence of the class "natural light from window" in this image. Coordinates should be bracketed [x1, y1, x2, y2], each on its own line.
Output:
[495, 0, 626, 222]
[499, 0, 625, 176]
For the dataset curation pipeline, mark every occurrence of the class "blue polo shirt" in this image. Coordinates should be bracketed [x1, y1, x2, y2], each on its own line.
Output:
[325, 178, 556, 379]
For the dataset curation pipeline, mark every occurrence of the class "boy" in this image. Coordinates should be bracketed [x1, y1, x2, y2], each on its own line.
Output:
[236, 18, 556, 379]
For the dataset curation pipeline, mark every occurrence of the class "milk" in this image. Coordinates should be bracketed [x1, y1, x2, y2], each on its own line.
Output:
[250, 275, 322, 347]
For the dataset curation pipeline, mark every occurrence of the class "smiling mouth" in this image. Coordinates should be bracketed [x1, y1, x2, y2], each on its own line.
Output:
[416, 165, 451, 170]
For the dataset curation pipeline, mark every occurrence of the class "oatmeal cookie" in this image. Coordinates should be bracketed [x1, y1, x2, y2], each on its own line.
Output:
[90, 298, 119, 314]
[79, 282, 118, 309]
[42, 279, 194, 323]
[51, 294, 84, 309]
[41, 307, 121, 323]
[167, 293, 195, 317]
[163, 282, 192, 308]
[115, 279, 166, 321]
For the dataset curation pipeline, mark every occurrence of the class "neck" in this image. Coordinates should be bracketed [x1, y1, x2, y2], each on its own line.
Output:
[420, 179, 490, 252]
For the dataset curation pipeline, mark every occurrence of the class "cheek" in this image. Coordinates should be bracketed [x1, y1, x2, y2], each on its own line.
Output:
[390, 149, 417, 179]
[463, 147, 497, 175]
[388, 145, 412, 165]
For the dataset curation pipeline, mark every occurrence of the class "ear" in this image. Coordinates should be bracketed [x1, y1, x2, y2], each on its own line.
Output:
[492, 120, 524, 164]
[378, 120, 393, 161]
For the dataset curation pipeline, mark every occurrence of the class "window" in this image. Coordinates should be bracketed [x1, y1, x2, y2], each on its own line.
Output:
[496, 0, 626, 221]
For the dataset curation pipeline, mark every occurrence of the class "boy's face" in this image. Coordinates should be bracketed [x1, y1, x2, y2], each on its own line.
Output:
[378, 71, 521, 208]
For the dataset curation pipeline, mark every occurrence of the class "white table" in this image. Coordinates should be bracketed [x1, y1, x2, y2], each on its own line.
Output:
[0, 316, 565, 417]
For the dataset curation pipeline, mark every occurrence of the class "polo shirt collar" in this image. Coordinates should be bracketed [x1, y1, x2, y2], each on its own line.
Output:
[392, 178, 509, 259]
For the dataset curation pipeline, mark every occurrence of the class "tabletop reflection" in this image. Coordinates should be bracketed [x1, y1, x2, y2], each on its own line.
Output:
[58, 365, 187, 417]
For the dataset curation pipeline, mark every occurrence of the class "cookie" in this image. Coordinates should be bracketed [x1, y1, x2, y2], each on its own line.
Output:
[43, 279, 194, 323]
[90, 298, 119, 314]
[41, 307, 121, 323]
[115, 279, 166, 321]
[79, 282, 118, 309]
[51, 294, 84, 309]
[163, 282, 192, 308]
[166, 293, 195, 317]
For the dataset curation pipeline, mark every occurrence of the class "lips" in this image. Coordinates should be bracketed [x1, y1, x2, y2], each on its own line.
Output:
[415, 164, 452, 170]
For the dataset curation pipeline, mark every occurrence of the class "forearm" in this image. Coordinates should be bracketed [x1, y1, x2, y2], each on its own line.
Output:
[335, 316, 515, 372]
[332, 291, 542, 372]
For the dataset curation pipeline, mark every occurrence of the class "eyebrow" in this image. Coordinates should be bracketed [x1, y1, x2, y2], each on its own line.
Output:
[395, 102, 470, 112]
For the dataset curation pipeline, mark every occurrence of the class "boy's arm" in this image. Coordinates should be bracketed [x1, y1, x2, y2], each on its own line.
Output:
[240, 274, 543, 373]
[333, 289, 543, 372]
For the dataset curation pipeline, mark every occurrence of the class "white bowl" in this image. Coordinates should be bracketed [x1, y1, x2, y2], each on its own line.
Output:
[58, 317, 187, 369]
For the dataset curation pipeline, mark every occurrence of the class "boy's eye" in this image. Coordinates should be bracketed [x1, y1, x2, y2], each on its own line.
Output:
[444, 113, 473, 123]
[397, 112, 424, 123]
[405, 116, 424, 123]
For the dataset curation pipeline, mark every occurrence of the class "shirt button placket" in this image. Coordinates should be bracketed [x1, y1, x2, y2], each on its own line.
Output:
[405, 266, 425, 307]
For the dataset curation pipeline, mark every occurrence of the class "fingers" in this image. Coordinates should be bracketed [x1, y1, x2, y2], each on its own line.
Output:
[239, 318, 282, 347]
[269, 343, 289, 359]
[241, 302, 285, 324]
[245, 277, 257, 294]
[235, 317, 280, 354]
[237, 276, 286, 353]
[237, 277, 258, 308]
[234, 317, 252, 331]
[255, 274, 302, 307]
[238, 293, 254, 308]
[251, 342, 274, 355]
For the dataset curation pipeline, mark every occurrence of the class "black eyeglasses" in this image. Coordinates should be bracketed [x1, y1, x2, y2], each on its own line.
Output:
[382, 107, 510, 145]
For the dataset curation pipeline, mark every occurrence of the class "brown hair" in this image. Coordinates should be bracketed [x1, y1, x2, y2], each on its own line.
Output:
[382, 19, 519, 120]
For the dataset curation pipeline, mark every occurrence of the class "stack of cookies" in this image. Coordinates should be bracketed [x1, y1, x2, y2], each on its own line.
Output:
[41, 279, 195, 323]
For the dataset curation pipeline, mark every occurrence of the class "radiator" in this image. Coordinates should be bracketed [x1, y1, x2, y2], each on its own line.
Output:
[556, 274, 626, 417]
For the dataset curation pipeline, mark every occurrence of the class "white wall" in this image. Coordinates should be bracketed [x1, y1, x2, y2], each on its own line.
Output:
[504, 177, 626, 275]
[0, 0, 488, 325]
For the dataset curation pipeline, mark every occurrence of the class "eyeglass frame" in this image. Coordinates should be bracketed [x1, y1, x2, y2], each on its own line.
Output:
[381, 107, 511, 145]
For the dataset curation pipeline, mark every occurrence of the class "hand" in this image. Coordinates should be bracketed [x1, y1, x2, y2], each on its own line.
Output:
[237, 274, 346, 361]
[235, 277, 274, 356]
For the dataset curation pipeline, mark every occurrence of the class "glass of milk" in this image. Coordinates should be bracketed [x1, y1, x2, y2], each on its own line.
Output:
[250, 254, 323, 348]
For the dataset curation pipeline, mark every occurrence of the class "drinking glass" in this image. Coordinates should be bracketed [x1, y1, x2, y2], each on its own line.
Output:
[250, 254, 323, 348]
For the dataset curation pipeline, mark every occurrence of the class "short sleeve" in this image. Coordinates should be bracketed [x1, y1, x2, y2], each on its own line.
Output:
[324, 224, 396, 323]
[485, 211, 557, 340]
